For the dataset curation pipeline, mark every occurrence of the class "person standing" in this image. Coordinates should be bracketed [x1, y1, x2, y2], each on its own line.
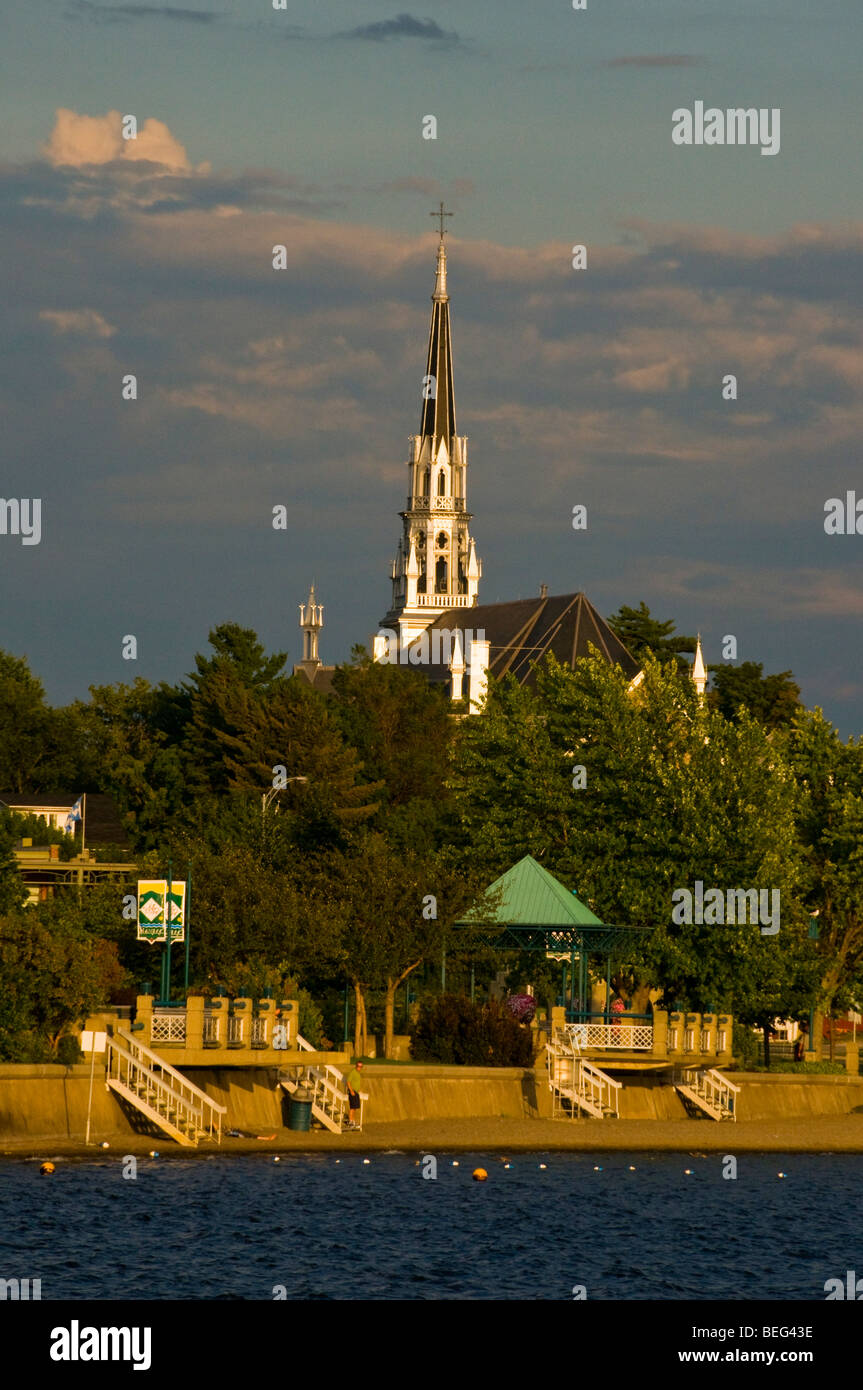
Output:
[345, 1061, 365, 1130]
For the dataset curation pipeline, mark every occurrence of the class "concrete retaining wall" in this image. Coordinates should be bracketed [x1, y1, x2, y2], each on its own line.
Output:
[3, 1065, 863, 1142]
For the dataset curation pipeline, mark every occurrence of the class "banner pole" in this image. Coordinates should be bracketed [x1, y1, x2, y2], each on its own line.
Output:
[165, 859, 173, 1006]
[184, 863, 191, 995]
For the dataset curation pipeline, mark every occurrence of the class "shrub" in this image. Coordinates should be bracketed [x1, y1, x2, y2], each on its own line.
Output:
[409, 994, 535, 1067]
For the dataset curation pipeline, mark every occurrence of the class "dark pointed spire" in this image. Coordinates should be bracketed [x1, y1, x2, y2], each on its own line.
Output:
[419, 214, 456, 455]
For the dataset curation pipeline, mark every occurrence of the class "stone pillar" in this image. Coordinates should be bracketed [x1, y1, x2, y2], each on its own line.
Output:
[135, 994, 154, 1042]
[667, 1012, 684, 1060]
[845, 1042, 859, 1075]
[551, 1005, 566, 1039]
[652, 1009, 668, 1059]
[186, 995, 204, 1051]
[279, 999, 298, 1049]
[700, 1014, 716, 1058]
[716, 1015, 733, 1064]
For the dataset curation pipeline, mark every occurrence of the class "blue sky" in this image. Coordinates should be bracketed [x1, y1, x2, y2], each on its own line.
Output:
[2, 0, 863, 731]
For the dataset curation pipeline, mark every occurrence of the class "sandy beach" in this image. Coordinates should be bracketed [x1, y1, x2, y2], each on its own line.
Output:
[5, 1112, 863, 1158]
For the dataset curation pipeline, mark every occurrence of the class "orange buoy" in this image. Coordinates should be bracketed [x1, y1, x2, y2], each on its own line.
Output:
[40, 1161, 55, 1175]
[472, 1167, 488, 1182]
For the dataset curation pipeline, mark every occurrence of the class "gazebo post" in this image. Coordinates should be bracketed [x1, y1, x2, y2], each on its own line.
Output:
[605, 955, 612, 1024]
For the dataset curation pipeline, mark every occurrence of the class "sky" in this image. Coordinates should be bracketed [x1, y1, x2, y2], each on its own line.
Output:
[2, 0, 863, 732]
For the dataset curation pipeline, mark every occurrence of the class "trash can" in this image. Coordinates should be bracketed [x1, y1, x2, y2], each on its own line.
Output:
[288, 1088, 313, 1132]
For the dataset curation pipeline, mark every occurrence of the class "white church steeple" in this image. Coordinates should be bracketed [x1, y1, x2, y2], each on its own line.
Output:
[692, 634, 707, 704]
[378, 206, 482, 652]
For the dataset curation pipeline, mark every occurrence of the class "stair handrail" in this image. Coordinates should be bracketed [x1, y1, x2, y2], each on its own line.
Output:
[702, 1066, 740, 1115]
[106, 1036, 209, 1136]
[117, 1028, 227, 1116]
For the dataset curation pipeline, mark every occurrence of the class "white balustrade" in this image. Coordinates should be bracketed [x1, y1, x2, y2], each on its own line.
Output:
[151, 1011, 186, 1045]
[564, 1022, 653, 1051]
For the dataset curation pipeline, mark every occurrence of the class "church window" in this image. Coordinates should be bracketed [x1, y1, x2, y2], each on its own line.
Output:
[437, 470, 447, 496]
[435, 557, 448, 592]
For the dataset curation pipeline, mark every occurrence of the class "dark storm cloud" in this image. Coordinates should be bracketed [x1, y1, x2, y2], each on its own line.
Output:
[335, 13, 461, 46]
[67, 0, 221, 21]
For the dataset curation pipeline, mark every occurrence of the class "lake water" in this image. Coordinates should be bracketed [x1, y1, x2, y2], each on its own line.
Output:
[1, 1151, 858, 1300]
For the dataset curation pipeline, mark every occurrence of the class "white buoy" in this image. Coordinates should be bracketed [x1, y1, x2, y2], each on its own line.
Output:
[593, 1165, 602, 1171]
[778, 1172, 786, 1178]
[148, 1150, 159, 1159]
[539, 1163, 547, 1170]
[101, 1141, 110, 1149]
[684, 1169, 693, 1175]
[628, 1165, 636, 1171]
[504, 1163, 511, 1170]
[452, 1160, 459, 1167]
[273, 1156, 280, 1163]
[363, 1158, 370, 1165]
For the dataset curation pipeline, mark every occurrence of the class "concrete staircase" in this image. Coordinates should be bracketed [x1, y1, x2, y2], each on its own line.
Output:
[547, 1034, 622, 1119]
[674, 1065, 740, 1121]
[106, 1029, 226, 1147]
[280, 1035, 365, 1133]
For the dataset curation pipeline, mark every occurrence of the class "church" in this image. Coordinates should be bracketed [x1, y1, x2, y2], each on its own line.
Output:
[297, 210, 707, 710]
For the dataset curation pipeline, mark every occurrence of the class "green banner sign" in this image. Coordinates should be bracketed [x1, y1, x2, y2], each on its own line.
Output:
[137, 880, 167, 942]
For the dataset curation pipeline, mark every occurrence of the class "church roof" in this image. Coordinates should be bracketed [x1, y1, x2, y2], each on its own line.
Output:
[460, 853, 604, 927]
[419, 590, 641, 686]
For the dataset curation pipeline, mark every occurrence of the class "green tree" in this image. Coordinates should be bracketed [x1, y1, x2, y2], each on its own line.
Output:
[788, 709, 863, 1030]
[607, 603, 695, 670]
[329, 649, 454, 842]
[448, 651, 809, 1023]
[307, 833, 491, 1059]
[710, 661, 801, 731]
[0, 813, 26, 914]
[0, 908, 127, 1060]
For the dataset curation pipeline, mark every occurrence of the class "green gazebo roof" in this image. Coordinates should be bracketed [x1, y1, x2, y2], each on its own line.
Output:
[469, 854, 603, 927]
[457, 854, 647, 954]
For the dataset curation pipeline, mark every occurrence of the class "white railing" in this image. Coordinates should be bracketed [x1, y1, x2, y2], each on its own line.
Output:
[414, 593, 472, 607]
[564, 1023, 653, 1051]
[546, 1037, 621, 1119]
[151, 1011, 186, 1045]
[293, 1033, 365, 1130]
[203, 1012, 220, 1044]
[251, 1017, 268, 1047]
[578, 1056, 622, 1118]
[228, 1015, 244, 1045]
[108, 1029, 226, 1142]
[676, 1065, 740, 1121]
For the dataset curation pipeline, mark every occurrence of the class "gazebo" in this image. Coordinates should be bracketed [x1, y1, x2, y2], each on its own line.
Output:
[456, 854, 650, 1025]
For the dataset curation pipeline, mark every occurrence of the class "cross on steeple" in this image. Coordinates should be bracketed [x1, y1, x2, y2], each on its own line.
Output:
[430, 201, 453, 239]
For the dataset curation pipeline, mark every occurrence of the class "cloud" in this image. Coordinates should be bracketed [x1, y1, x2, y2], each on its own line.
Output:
[67, 1, 219, 22]
[38, 308, 116, 337]
[5, 118, 863, 725]
[44, 109, 190, 171]
[605, 54, 705, 68]
[336, 13, 461, 45]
